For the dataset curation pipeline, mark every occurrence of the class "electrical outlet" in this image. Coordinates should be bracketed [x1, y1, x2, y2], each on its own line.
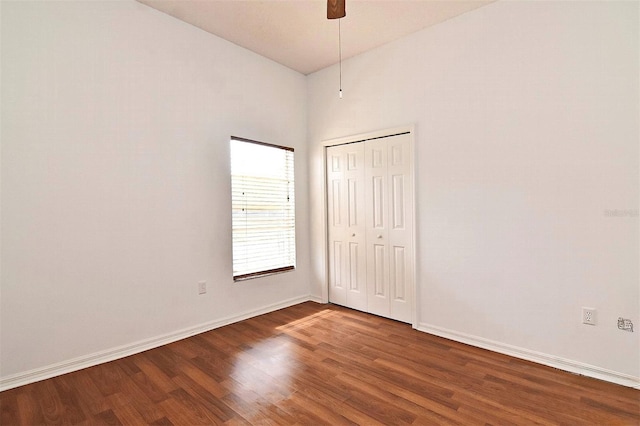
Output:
[617, 317, 634, 332]
[198, 281, 207, 295]
[582, 307, 596, 325]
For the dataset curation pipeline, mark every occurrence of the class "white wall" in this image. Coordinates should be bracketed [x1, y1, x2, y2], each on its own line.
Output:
[308, 1, 639, 384]
[1, 0, 310, 385]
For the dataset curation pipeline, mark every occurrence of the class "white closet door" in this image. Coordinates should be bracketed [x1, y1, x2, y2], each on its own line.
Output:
[364, 138, 390, 317]
[326, 143, 367, 312]
[327, 132, 414, 324]
[385, 134, 414, 323]
[364, 133, 413, 322]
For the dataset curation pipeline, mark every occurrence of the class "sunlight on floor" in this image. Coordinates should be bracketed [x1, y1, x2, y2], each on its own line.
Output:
[275, 309, 337, 331]
[228, 309, 337, 406]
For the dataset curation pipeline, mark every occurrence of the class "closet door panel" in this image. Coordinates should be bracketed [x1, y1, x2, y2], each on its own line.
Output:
[327, 143, 367, 312]
[386, 134, 414, 323]
[344, 144, 367, 311]
[327, 149, 347, 305]
[365, 138, 390, 317]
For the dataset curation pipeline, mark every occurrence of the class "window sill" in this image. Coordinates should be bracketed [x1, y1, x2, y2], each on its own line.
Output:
[233, 266, 295, 282]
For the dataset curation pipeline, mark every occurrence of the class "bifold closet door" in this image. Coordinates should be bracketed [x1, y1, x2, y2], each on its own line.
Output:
[326, 143, 367, 312]
[364, 134, 414, 323]
[327, 133, 413, 323]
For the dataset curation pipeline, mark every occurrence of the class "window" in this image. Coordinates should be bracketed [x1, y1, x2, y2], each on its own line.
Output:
[230, 137, 296, 280]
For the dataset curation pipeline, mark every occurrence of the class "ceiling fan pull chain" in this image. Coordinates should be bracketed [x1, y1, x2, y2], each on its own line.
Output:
[339, 18, 343, 99]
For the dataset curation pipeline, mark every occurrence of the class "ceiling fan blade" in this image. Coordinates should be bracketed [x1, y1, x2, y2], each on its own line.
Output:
[327, 0, 346, 19]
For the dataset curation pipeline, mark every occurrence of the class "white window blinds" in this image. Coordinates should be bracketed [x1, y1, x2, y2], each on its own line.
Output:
[230, 137, 296, 280]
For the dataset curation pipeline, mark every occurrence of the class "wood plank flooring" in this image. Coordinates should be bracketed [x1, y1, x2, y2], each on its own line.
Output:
[1, 301, 639, 425]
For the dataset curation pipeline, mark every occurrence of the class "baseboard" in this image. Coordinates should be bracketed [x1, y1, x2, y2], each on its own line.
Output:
[417, 322, 640, 389]
[307, 295, 325, 304]
[0, 295, 314, 392]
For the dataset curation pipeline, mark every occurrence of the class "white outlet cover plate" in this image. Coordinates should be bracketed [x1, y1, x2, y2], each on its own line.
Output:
[582, 307, 596, 325]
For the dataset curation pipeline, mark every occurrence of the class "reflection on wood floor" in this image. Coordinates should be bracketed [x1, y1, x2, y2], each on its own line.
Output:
[1, 301, 639, 425]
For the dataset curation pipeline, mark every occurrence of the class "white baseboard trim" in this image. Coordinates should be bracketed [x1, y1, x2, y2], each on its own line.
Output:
[307, 295, 325, 304]
[0, 295, 314, 392]
[417, 322, 640, 389]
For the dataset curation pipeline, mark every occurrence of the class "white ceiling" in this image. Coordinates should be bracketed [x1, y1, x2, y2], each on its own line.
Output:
[136, 0, 495, 75]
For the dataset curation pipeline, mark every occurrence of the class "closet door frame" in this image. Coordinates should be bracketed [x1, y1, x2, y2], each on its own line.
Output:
[322, 126, 417, 329]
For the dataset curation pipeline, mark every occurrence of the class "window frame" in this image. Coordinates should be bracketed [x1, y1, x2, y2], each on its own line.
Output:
[230, 136, 296, 281]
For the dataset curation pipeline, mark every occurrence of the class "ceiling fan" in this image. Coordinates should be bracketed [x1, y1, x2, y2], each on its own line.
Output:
[327, 0, 346, 19]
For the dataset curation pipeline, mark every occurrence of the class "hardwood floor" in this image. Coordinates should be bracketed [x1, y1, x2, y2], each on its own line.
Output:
[1, 302, 639, 425]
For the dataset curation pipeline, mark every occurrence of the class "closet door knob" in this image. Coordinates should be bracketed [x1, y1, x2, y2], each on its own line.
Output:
[352, 233, 356, 237]
[377, 234, 382, 239]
